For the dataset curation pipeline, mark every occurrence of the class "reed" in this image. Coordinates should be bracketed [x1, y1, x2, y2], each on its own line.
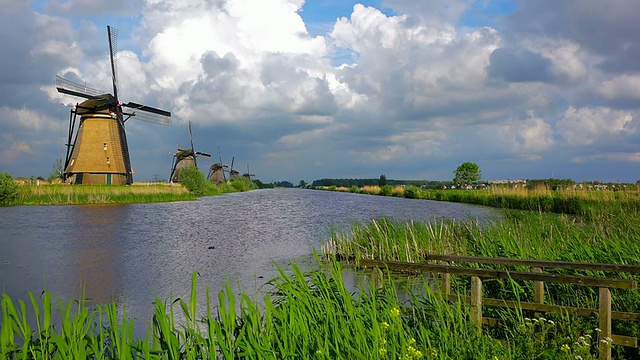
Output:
[2, 262, 617, 359]
[15, 184, 196, 205]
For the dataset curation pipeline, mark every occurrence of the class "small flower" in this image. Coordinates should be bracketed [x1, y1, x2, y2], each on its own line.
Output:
[561, 344, 570, 352]
[408, 338, 416, 346]
[585, 334, 592, 339]
[492, 357, 499, 360]
[547, 320, 555, 325]
[379, 348, 387, 356]
[429, 348, 438, 357]
[605, 337, 613, 344]
[539, 317, 547, 322]
[381, 321, 389, 329]
[595, 328, 601, 332]
[532, 318, 539, 323]
[524, 317, 531, 322]
[390, 307, 401, 318]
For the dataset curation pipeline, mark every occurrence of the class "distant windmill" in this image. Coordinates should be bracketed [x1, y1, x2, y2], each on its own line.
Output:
[228, 157, 240, 180]
[169, 121, 211, 182]
[55, 26, 171, 185]
[242, 163, 255, 181]
[207, 146, 228, 184]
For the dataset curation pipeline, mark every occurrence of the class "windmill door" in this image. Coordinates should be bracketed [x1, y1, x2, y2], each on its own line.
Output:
[107, 174, 112, 185]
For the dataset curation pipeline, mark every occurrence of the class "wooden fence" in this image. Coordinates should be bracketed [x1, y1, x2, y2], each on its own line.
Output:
[357, 255, 640, 360]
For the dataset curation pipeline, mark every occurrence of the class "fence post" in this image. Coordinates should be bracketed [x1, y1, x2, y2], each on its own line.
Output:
[533, 267, 544, 303]
[599, 287, 612, 360]
[471, 276, 482, 334]
[441, 273, 451, 297]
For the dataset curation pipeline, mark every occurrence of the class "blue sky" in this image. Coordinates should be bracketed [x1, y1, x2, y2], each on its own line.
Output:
[2, 0, 640, 184]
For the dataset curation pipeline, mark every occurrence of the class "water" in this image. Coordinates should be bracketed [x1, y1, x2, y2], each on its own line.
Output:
[0, 188, 499, 333]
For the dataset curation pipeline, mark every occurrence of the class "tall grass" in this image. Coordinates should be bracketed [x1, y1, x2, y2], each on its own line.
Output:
[15, 184, 196, 205]
[2, 263, 615, 359]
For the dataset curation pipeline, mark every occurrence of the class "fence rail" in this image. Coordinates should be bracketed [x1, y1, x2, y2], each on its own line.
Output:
[357, 255, 640, 360]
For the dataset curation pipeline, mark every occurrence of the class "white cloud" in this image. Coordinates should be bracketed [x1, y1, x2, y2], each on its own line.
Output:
[599, 74, 640, 100]
[483, 115, 555, 154]
[556, 106, 636, 146]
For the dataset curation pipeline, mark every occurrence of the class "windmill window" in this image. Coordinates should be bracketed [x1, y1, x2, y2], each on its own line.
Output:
[104, 143, 107, 150]
[106, 157, 110, 164]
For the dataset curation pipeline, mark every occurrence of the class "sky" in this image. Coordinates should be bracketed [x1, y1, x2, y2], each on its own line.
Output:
[2, 0, 640, 184]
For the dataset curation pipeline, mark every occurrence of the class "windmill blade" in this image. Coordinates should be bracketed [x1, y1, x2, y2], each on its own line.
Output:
[217, 146, 226, 182]
[107, 26, 119, 101]
[122, 107, 172, 126]
[56, 75, 106, 99]
[123, 102, 171, 117]
[230, 157, 235, 172]
[196, 151, 212, 158]
[188, 122, 198, 168]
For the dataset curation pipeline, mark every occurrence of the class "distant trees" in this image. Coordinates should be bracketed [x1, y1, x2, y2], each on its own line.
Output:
[453, 162, 481, 187]
[48, 158, 65, 182]
[378, 174, 387, 186]
[299, 180, 308, 188]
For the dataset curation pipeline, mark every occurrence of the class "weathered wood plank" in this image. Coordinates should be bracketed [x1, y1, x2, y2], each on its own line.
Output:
[425, 254, 640, 273]
[445, 295, 640, 321]
[359, 259, 637, 289]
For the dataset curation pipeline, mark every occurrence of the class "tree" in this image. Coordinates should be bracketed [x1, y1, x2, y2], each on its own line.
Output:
[48, 158, 65, 182]
[453, 162, 481, 187]
[179, 165, 207, 195]
[0, 173, 19, 206]
[299, 180, 308, 188]
[378, 174, 387, 186]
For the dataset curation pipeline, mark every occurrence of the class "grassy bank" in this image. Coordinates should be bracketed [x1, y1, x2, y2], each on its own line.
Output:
[14, 184, 197, 205]
[323, 205, 640, 358]
[2, 265, 610, 359]
[316, 184, 640, 216]
[6, 177, 258, 206]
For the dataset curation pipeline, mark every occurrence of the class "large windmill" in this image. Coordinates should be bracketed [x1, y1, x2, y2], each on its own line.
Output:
[56, 26, 171, 185]
[169, 121, 211, 182]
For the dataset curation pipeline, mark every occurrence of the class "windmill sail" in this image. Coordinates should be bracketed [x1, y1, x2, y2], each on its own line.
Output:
[56, 26, 171, 185]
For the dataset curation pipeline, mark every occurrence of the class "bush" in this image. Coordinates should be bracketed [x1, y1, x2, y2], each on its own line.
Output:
[179, 166, 207, 195]
[403, 186, 421, 199]
[379, 185, 393, 196]
[0, 173, 19, 206]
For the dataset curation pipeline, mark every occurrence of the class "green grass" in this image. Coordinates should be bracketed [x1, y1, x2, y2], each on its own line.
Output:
[10, 177, 259, 206]
[2, 262, 621, 359]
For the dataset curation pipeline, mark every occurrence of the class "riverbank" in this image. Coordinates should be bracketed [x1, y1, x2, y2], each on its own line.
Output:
[322, 199, 640, 358]
[5, 177, 258, 206]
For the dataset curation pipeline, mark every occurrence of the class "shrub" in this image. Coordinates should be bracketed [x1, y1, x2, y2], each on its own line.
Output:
[0, 173, 19, 206]
[403, 186, 420, 199]
[179, 166, 207, 195]
[379, 184, 393, 196]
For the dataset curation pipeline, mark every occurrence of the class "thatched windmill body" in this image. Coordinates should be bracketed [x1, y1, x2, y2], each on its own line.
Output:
[207, 146, 228, 184]
[56, 26, 171, 185]
[170, 122, 211, 182]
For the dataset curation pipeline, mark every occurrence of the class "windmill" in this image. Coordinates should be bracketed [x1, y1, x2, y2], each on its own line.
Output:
[207, 146, 228, 184]
[228, 157, 240, 180]
[169, 121, 211, 182]
[55, 26, 171, 185]
[242, 163, 255, 181]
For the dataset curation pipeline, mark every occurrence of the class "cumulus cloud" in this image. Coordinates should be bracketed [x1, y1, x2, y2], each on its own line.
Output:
[2, 0, 640, 182]
[556, 106, 636, 146]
